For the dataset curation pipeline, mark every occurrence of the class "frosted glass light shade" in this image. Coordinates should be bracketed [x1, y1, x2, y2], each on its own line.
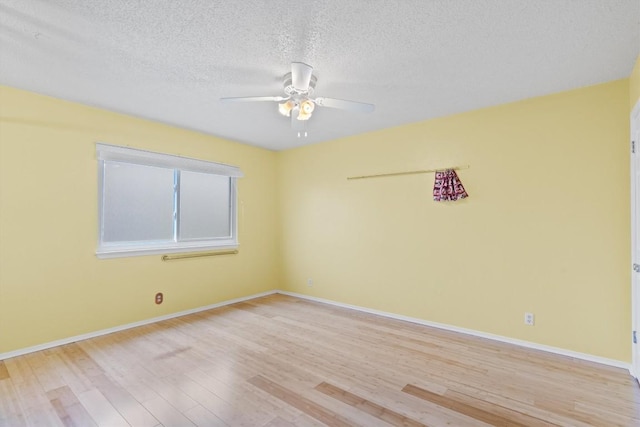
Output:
[278, 100, 295, 116]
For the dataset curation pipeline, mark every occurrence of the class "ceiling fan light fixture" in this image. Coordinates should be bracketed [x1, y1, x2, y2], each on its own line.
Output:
[296, 99, 315, 120]
[278, 100, 295, 117]
[297, 111, 311, 121]
[221, 62, 375, 131]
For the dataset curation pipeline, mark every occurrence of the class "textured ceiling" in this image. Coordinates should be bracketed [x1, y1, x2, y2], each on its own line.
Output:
[1, 1, 639, 151]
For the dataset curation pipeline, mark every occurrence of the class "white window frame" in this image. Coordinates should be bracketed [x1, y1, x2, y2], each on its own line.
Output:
[96, 143, 242, 259]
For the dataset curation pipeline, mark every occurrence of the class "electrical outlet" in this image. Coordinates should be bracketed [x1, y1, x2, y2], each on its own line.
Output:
[307, 278, 314, 287]
[524, 312, 535, 326]
[155, 292, 163, 304]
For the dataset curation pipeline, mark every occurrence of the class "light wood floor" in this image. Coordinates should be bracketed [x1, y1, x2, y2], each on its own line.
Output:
[1, 294, 639, 426]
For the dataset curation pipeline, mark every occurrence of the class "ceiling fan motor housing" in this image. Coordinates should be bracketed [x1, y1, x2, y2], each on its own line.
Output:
[283, 72, 317, 97]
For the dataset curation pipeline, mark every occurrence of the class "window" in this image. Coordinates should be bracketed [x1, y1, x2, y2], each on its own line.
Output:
[96, 143, 242, 258]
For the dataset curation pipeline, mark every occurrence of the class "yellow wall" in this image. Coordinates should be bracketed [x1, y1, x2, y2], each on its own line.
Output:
[632, 56, 640, 111]
[278, 79, 630, 361]
[0, 86, 281, 353]
[0, 76, 634, 362]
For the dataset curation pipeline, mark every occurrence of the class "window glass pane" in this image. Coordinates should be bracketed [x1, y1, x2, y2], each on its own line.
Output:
[179, 171, 231, 240]
[102, 161, 175, 243]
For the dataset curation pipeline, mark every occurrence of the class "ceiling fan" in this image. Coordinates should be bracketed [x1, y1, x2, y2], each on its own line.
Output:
[220, 62, 375, 132]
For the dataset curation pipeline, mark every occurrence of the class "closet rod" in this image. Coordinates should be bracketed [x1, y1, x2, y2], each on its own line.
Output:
[347, 165, 469, 180]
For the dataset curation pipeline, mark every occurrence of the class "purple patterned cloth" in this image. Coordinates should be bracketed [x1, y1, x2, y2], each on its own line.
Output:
[433, 169, 468, 201]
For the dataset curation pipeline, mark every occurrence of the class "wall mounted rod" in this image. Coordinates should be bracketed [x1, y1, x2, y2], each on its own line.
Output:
[347, 165, 469, 180]
[162, 249, 238, 261]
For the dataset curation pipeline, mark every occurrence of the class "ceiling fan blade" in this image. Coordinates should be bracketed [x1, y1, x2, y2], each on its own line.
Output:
[314, 97, 375, 113]
[291, 62, 313, 92]
[220, 96, 287, 103]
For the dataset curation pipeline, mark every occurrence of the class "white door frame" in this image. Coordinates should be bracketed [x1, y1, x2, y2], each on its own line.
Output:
[631, 99, 640, 380]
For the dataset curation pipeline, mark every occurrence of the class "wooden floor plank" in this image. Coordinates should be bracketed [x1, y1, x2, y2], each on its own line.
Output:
[92, 374, 159, 427]
[4, 357, 66, 426]
[162, 373, 262, 426]
[315, 381, 427, 427]
[0, 361, 10, 380]
[46, 386, 97, 427]
[415, 384, 561, 427]
[25, 352, 66, 394]
[42, 352, 95, 396]
[186, 367, 290, 419]
[75, 388, 128, 427]
[262, 415, 296, 427]
[403, 383, 542, 427]
[248, 375, 355, 427]
[182, 404, 227, 427]
[141, 395, 197, 427]
[0, 376, 28, 427]
[1, 294, 638, 426]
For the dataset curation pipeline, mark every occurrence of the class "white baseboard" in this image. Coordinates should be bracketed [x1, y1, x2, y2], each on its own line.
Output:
[0, 290, 278, 361]
[1, 288, 632, 375]
[277, 291, 632, 372]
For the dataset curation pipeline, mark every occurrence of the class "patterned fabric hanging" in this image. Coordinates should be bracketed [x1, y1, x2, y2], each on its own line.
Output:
[433, 169, 468, 202]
